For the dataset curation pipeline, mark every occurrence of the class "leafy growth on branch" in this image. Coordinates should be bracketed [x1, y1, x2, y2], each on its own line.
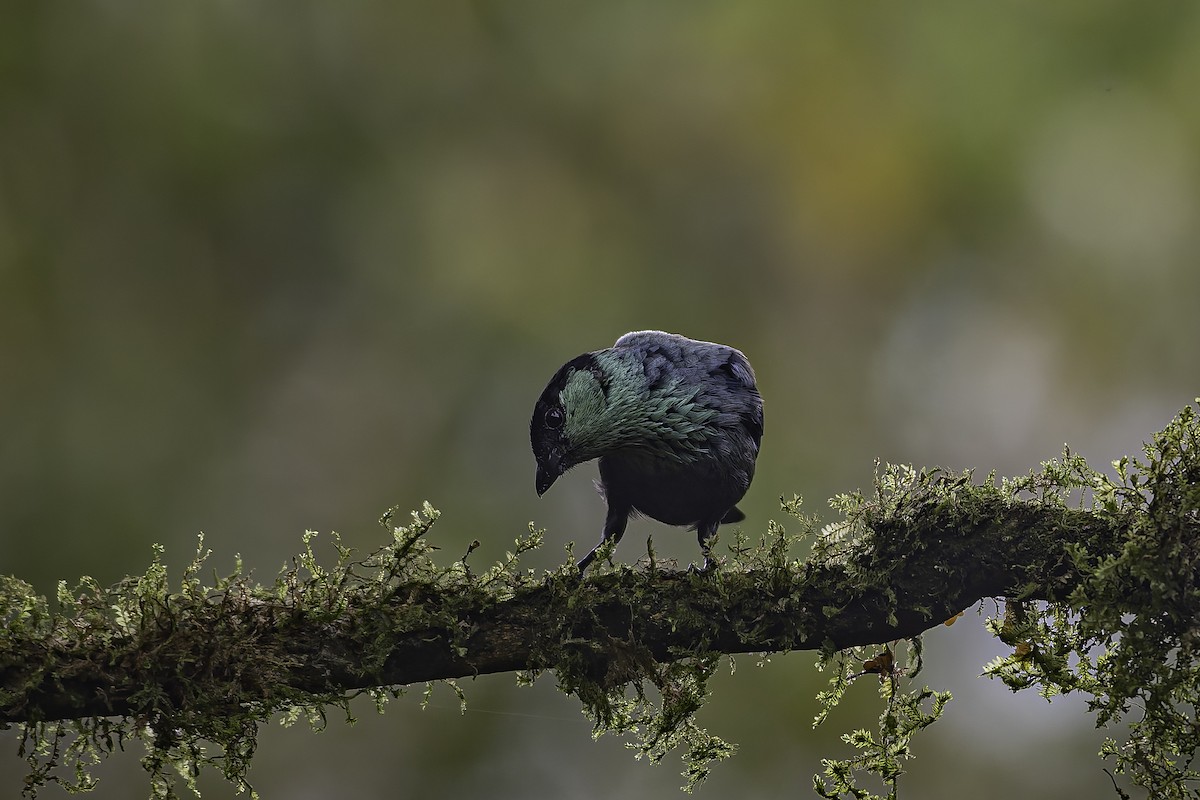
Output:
[799, 400, 1199, 798]
[983, 402, 1200, 799]
[812, 640, 951, 800]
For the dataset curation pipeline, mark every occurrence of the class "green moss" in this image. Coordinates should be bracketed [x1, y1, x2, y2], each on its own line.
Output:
[3, 403, 1198, 798]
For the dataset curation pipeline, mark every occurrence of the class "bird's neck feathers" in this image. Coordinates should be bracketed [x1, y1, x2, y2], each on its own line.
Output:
[561, 355, 716, 464]
[559, 364, 633, 458]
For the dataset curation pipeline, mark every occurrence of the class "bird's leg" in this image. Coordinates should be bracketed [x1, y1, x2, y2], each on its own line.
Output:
[694, 519, 720, 572]
[578, 504, 629, 574]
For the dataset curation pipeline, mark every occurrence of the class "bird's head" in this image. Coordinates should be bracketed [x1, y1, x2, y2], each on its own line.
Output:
[530, 352, 629, 495]
[532, 355, 604, 494]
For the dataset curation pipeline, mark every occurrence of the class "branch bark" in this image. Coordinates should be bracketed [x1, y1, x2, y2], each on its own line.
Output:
[1, 493, 1123, 726]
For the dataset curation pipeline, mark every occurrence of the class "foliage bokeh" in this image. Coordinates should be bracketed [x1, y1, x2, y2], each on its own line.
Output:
[2, 3, 1198, 798]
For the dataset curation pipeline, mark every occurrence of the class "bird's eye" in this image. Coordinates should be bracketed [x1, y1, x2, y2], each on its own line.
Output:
[545, 407, 565, 429]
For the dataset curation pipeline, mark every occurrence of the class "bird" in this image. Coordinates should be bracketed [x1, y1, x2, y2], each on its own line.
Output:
[530, 330, 763, 572]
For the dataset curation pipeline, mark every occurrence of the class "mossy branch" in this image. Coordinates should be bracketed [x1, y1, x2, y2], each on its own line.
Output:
[2, 494, 1116, 727]
[1, 400, 1197, 799]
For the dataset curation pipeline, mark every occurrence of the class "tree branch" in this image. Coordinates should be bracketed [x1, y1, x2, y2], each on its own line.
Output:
[1, 490, 1122, 726]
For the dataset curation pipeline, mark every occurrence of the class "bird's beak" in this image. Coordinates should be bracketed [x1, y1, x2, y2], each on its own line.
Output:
[535, 455, 563, 496]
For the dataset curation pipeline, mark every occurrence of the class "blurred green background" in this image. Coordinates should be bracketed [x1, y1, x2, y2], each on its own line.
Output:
[2, 3, 1198, 798]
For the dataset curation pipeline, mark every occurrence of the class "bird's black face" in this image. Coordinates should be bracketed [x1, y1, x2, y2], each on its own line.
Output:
[531, 396, 569, 495]
[530, 352, 598, 495]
